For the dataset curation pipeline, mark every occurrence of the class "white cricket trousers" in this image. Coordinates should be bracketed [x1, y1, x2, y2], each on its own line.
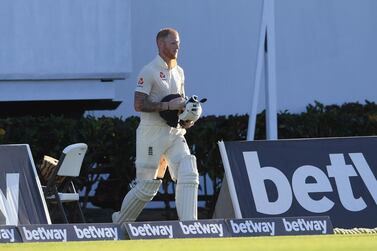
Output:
[135, 124, 190, 181]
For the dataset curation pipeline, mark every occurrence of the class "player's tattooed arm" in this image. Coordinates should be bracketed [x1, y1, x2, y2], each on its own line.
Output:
[134, 91, 168, 112]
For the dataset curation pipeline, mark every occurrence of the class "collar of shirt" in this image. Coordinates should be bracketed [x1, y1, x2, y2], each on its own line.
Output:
[155, 55, 177, 70]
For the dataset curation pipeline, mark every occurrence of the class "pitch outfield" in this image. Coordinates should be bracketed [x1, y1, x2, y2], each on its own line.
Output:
[0, 234, 376, 251]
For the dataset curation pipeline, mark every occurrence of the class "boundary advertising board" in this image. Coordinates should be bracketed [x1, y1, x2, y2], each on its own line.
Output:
[219, 137, 377, 228]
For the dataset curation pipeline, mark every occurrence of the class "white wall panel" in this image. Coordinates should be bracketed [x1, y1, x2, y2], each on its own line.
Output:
[0, 0, 131, 80]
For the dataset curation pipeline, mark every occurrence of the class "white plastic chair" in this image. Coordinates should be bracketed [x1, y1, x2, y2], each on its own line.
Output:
[43, 143, 87, 223]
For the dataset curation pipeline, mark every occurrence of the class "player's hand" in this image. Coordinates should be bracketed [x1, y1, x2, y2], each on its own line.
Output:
[168, 97, 185, 111]
[180, 120, 194, 129]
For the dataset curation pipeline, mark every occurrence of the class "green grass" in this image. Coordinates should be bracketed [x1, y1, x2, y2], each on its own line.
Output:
[0, 234, 376, 251]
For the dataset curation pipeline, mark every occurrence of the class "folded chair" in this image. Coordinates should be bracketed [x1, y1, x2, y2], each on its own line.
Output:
[42, 143, 88, 223]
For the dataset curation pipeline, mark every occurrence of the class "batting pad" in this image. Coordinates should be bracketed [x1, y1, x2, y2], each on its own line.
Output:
[176, 183, 198, 220]
[175, 155, 199, 220]
[177, 155, 199, 184]
[113, 179, 162, 223]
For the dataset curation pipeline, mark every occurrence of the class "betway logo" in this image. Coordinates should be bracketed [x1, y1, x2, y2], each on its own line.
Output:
[0, 228, 16, 242]
[179, 222, 224, 237]
[74, 225, 119, 240]
[22, 227, 67, 242]
[244, 152, 377, 214]
[128, 223, 173, 238]
[0, 173, 20, 225]
[282, 218, 327, 234]
[229, 220, 275, 235]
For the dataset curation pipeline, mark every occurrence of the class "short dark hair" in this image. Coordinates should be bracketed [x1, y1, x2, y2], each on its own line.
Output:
[156, 28, 178, 42]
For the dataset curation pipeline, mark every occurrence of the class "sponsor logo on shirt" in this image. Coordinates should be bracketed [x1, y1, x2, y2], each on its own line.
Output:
[160, 72, 166, 80]
[137, 77, 144, 86]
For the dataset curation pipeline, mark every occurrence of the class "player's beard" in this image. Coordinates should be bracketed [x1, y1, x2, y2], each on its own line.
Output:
[162, 45, 178, 60]
[168, 49, 178, 60]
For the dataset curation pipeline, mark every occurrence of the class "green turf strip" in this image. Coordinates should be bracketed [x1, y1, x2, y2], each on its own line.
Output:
[0, 234, 376, 251]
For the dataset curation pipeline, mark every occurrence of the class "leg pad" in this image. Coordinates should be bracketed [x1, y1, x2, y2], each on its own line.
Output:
[175, 155, 199, 220]
[112, 179, 162, 223]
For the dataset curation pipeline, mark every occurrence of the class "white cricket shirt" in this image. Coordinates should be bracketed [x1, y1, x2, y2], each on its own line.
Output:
[135, 55, 185, 125]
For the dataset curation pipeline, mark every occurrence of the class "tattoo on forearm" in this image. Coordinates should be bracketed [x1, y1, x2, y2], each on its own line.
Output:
[141, 98, 164, 112]
[134, 92, 165, 112]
